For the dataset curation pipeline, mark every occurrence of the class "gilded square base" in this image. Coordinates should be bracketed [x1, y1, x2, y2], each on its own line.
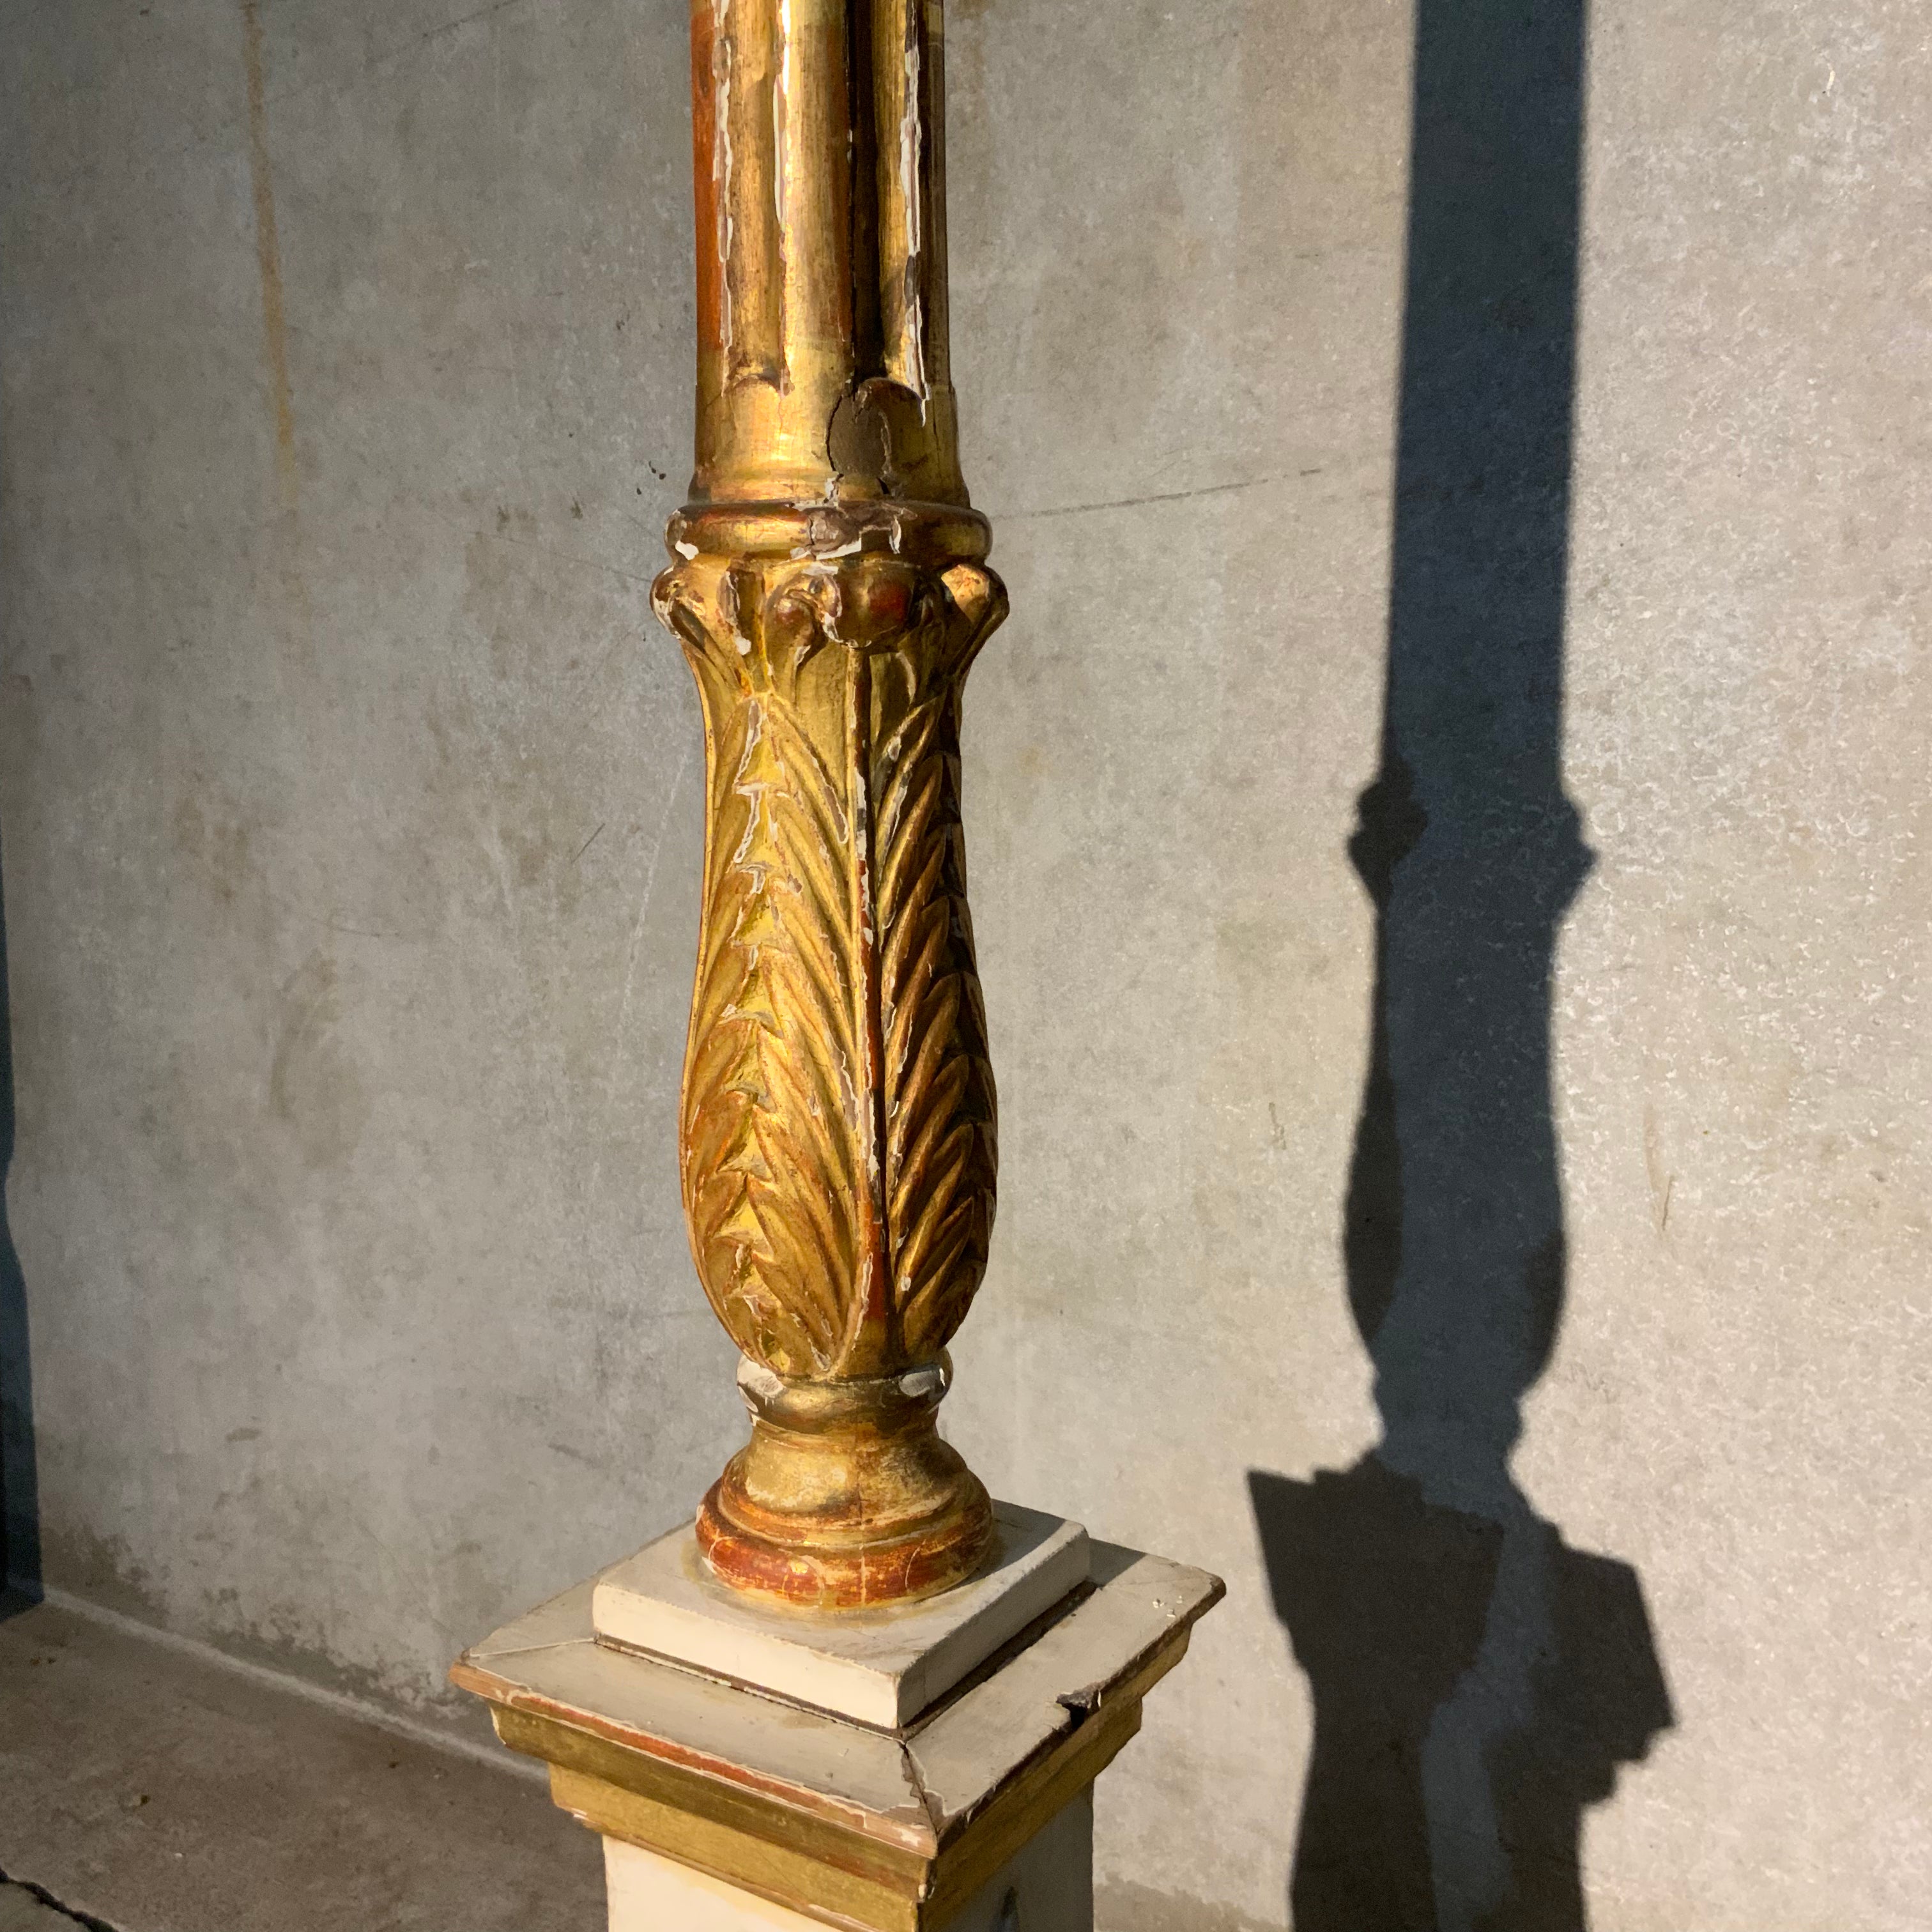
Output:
[603, 1792, 1092, 1932]
[451, 1535, 1222, 1932]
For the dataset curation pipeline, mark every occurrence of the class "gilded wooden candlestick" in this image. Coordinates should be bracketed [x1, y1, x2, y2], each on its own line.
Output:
[655, 0, 1004, 1608]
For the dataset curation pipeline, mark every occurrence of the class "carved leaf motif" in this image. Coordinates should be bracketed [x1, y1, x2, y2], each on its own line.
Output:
[666, 569, 862, 1376]
[659, 552, 1004, 1380]
[874, 578, 1002, 1363]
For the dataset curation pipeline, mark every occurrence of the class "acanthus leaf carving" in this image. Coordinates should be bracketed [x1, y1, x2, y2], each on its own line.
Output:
[656, 542, 1004, 1383]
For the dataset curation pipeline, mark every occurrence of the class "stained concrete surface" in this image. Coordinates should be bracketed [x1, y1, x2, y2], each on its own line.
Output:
[2, 0, 1929, 1929]
[0, 1882, 91, 1932]
[0, 1596, 602, 1932]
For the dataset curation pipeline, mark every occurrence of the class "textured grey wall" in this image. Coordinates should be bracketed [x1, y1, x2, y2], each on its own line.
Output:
[3, 1, 1928, 1929]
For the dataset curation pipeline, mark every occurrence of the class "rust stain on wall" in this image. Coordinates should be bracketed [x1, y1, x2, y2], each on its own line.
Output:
[240, 0, 298, 506]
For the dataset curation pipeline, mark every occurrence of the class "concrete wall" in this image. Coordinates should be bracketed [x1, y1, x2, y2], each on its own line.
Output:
[3, 1, 1927, 1928]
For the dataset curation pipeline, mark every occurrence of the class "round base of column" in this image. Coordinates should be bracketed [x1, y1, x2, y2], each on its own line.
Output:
[696, 1357, 995, 1610]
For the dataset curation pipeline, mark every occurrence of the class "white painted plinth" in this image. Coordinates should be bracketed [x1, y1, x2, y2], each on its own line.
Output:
[592, 1500, 1090, 1728]
[455, 1540, 1222, 1932]
[604, 1788, 1094, 1932]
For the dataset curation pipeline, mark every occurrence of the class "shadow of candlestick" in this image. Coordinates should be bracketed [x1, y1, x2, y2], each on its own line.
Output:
[1, 829, 42, 1618]
[1250, 0, 1672, 1925]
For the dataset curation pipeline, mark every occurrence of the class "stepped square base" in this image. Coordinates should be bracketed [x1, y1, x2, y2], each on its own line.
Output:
[592, 1500, 1090, 1729]
[451, 1532, 1223, 1932]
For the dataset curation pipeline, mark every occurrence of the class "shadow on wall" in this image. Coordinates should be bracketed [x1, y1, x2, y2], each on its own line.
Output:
[0, 836, 42, 1617]
[1249, 1, 1673, 1927]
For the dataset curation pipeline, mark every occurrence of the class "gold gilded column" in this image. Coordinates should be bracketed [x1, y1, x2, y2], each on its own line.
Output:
[654, 0, 1005, 1607]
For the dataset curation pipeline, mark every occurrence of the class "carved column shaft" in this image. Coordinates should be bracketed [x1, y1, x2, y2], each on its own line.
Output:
[655, 0, 1004, 1607]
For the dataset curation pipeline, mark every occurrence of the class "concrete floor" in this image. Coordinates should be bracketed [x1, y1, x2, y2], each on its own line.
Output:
[0, 1595, 604, 1931]
[0, 1880, 88, 1932]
